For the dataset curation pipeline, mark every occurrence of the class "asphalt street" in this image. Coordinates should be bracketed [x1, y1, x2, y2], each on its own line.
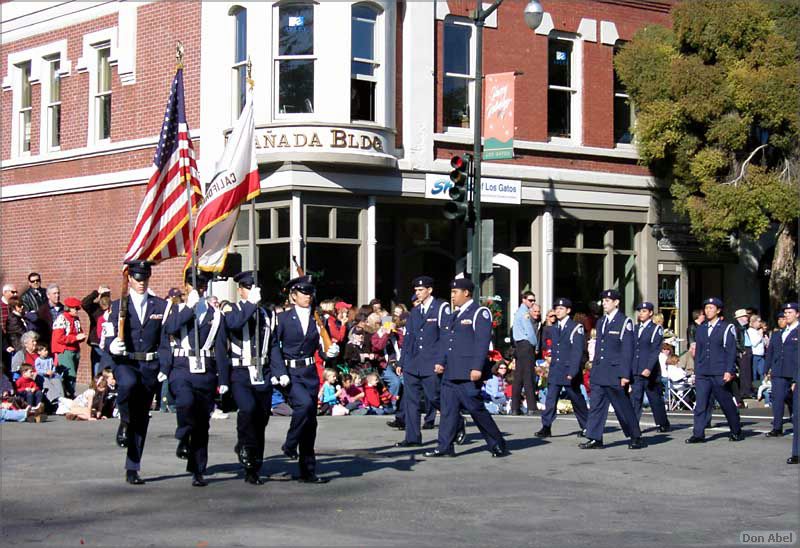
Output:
[1, 410, 797, 547]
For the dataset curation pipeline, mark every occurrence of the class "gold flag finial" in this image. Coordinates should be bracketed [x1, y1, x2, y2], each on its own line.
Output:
[176, 41, 185, 69]
[246, 56, 254, 89]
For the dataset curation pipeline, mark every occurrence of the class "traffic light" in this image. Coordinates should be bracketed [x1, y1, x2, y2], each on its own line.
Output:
[444, 154, 471, 222]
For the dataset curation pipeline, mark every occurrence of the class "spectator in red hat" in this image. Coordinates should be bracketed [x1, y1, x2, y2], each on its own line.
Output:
[328, 301, 352, 346]
[51, 297, 86, 398]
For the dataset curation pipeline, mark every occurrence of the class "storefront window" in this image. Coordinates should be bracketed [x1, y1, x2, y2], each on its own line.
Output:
[554, 253, 604, 314]
[337, 208, 360, 239]
[306, 206, 330, 238]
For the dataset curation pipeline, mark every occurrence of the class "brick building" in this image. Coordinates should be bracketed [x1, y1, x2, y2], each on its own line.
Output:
[1, 1, 768, 383]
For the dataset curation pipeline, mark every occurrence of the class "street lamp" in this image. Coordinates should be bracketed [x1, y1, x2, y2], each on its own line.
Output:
[470, 0, 543, 300]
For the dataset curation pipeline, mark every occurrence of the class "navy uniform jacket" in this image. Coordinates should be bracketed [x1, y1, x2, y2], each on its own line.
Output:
[399, 298, 450, 376]
[694, 319, 737, 376]
[549, 318, 585, 385]
[765, 325, 799, 379]
[103, 294, 171, 373]
[163, 304, 231, 386]
[632, 321, 664, 377]
[591, 311, 635, 386]
[221, 301, 273, 383]
[269, 307, 321, 378]
[440, 300, 493, 382]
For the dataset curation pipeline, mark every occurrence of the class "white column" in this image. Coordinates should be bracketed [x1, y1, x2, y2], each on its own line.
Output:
[541, 208, 554, 310]
[366, 196, 377, 301]
[291, 191, 302, 272]
[402, 0, 435, 167]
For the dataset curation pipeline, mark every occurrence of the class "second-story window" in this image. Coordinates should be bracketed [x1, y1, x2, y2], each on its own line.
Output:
[231, 6, 247, 116]
[46, 56, 62, 150]
[17, 61, 32, 153]
[613, 42, 634, 144]
[95, 45, 112, 140]
[547, 36, 575, 139]
[351, 4, 379, 122]
[443, 17, 473, 130]
[276, 3, 314, 115]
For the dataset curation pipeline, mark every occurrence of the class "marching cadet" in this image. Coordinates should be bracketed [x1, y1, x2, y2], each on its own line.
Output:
[395, 276, 467, 448]
[424, 278, 508, 458]
[629, 302, 671, 432]
[535, 298, 588, 438]
[221, 271, 274, 485]
[685, 297, 744, 444]
[162, 270, 231, 487]
[270, 275, 339, 483]
[580, 289, 645, 450]
[764, 302, 798, 444]
[105, 260, 171, 485]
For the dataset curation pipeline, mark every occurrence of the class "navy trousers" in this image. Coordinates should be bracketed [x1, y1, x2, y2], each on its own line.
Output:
[586, 383, 641, 442]
[792, 385, 799, 458]
[437, 379, 504, 453]
[771, 376, 794, 432]
[170, 368, 217, 475]
[230, 368, 272, 466]
[692, 375, 741, 438]
[403, 371, 441, 443]
[284, 365, 319, 478]
[630, 374, 669, 427]
[114, 363, 159, 471]
[541, 378, 588, 430]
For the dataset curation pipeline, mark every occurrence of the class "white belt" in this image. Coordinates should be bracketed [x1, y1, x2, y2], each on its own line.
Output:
[172, 349, 216, 358]
[232, 357, 268, 367]
[285, 356, 315, 368]
[127, 351, 158, 361]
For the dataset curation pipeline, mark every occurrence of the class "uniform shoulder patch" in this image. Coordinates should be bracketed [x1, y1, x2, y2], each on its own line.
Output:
[575, 324, 584, 334]
[482, 309, 491, 320]
[624, 320, 633, 331]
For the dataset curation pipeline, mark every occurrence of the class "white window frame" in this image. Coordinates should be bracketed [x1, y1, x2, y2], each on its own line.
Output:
[44, 55, 62, 152]
[350, 2, 383, 124]
[77, 27, 118, 146]
[230, 5, 248, 120]
[93, 44, 112, 143]
[16, 61, 33, 156]
[442, 16, 475, 134]
[547, 32, 582, 145]
[613, 41, 635, 148]
[273, 2, 317, 120]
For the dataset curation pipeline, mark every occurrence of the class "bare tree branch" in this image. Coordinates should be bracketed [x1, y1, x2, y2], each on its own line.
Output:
[723, 144, 769, 186]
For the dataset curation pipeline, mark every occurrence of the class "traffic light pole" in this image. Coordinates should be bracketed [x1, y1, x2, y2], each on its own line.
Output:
[470, 0, 503, 301]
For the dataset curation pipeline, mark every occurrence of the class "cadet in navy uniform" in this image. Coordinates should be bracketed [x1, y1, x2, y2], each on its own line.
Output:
[220, 271, 274, 485]
[270, 276, 339, 483]
[162, 270, 231, 486]
[629, 302, 671, 432]
[764, 302, 798, 442]
[424, 278, 508, 458]
[580, 289, 645, 450]
[685, 297, 744, 444]
[105, 260, 171, 485]
[535, 298, 589, 438]
[782, 304, 800, 464]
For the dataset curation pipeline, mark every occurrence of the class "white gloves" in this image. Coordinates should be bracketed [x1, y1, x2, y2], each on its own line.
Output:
[109, 338, 127, 356]
[271, 376, 279, 386]
[186, 289, 200, 309]
[279, 375, 290, 387]
[218, 384, 229, 395]
[157, 372, 168, 383]
[326, 343, 340, 358]
[246, 286, 262, 304]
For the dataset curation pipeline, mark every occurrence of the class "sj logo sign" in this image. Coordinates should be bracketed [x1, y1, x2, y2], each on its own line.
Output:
[425, 174, 521, 204]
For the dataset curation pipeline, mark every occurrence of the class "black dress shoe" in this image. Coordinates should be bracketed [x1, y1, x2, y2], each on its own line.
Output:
[765, 430, 784, 437]
[386, 419, 405, 430]
[490, 446, 510, 458]
[527, 410, 537, 416]
[423, 449, 455, 458]
[125, 471, 145, 485]
[534, 427, 552, 438]
[192, 474, 208, 487]
[244, 470, 264, 485]
[628, 437, 646, 450]
[298, 475, 329, 484]
[657, 422, 671, 433]
[685, 436, 705, 444]
[282, 445, 299, 460]
[455, 428, 467, 445]
[729, 431, 745, 442]
[422, 423, 436, 430]
[787, 456, 799, 464]
[116, 422, 129, 448]
[577, 429, 587, 438]
[578, 439, 603, 449]
[176, 439, 190, 460]
[394, 440, 422, 447]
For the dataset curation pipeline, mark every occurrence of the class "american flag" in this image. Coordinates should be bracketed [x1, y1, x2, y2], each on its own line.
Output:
[123, 68, 202, 263]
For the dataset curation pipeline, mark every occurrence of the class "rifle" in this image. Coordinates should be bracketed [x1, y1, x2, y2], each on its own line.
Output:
[291, 256, 332, 353]
[110, 268, 130, 392]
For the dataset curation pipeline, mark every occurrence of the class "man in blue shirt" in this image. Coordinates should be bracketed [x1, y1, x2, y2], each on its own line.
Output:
[511, 291, 538, 415]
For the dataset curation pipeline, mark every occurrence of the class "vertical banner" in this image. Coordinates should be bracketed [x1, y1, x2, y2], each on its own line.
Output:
[483, 72, 515, 160]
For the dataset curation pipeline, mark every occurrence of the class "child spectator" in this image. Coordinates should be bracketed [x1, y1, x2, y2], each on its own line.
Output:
[362, 372, 391, 414]
[344, 328, 374, 371]
[51, 297, 86, 398]
[587, 328, 597, 363]
[34, 345, 64, 406]
[534, 363, 549, 411]
[328, 302, 352, 346]
[339, 373, 365, 412]
[757, 371, 772, 407]
[318, 368, 341, 415]
[15, 364, 44, 410]
[483, 361, 509, 414]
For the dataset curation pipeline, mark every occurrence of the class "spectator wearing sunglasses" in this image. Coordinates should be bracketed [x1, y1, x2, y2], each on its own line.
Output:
[20, 273, 47, 314]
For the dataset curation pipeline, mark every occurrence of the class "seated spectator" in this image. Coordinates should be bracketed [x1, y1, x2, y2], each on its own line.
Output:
[658, 342, 674, 370]
[339, 372, 365, 412]
[361, 372, 392, 415]
[34, 345, 64, 407]
[55, 374, 114, 421]
[271, 389, 293, 416]
[15, 364, 44, 410]
[318, 368, 341, 416]
[344, 328, 375, 371]
[757, 371, 772, 407]
[664, 354, 688, 383]
[483, 360, 509, 414]
[0, 405, 44, 423]
[10, 331, 39, 379]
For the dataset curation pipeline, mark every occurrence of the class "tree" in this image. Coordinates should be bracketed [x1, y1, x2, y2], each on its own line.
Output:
[614, 0, 800, 311]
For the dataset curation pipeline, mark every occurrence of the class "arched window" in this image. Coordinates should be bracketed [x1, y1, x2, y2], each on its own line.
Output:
[230, 6, 248, 116]
[351, 3, 380, 122]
